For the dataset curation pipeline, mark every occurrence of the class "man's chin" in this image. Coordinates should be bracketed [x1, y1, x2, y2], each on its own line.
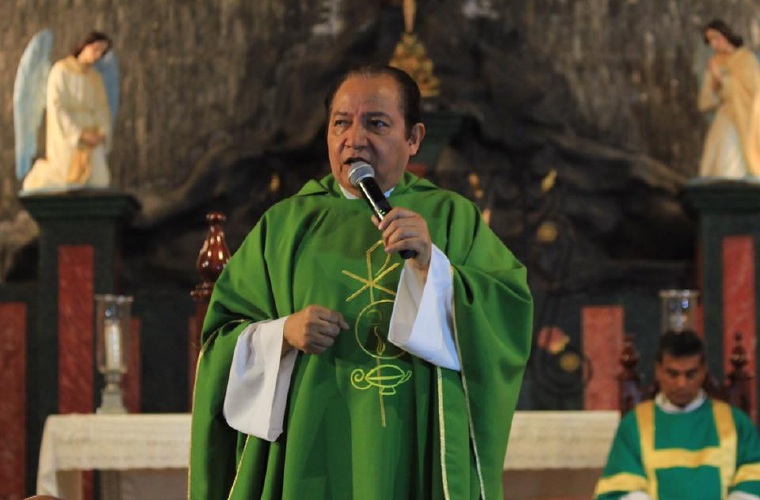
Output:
[670, 395, 692, 407]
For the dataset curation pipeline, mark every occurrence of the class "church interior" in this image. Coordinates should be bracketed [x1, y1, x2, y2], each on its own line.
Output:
[1, 0, 760, 498]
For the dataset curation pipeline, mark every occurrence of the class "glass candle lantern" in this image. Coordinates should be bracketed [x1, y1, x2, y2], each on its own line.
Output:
[659, 289, 699, 334]
[95, 294, 133, 414]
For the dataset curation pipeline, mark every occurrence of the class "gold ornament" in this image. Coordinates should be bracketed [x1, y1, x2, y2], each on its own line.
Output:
[389, 0, 440, 98]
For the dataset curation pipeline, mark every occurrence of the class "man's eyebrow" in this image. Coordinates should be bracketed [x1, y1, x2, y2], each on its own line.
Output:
[330, 110, 392, 119]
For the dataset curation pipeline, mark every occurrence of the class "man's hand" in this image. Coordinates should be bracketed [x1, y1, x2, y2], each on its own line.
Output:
[372, 207, 432, 273]
[283, 305, 349, 355]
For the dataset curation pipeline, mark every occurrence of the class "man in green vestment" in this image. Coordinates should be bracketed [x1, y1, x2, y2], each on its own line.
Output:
[188, 64, 533, 500]
[595, 330, 760, 500]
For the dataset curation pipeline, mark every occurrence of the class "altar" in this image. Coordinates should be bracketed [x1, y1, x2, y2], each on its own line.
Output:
[37, 414, 190, 500]
[36, 410, 618, 499]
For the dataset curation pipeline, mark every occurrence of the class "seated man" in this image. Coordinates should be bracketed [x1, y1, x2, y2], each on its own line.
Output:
[595, 330, 760, 499]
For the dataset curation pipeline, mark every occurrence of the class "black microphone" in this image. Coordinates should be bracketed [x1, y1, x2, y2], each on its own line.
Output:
[348, 161, 417, 260]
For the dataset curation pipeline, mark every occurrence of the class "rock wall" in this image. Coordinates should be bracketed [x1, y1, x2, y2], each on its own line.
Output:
[2, 1, 757, 282]
[1, 0, 759, 409]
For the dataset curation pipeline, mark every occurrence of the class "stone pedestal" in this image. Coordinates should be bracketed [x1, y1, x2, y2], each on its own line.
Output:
[683, 179, 760, 419]
[20, 188, 139, 494]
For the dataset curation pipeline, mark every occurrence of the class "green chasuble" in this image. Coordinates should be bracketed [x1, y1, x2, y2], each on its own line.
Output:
[189, 172, 533, 500]
[595, 398, 760, 500]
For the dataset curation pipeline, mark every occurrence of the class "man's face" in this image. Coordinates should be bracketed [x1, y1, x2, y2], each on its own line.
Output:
[655, 353, 706, 407]
[327, 74, 424, 195]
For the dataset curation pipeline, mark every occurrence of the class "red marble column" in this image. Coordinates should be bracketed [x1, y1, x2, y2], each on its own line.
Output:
[58, 245, 95, 414]
[0, 303, 27, 499]
[722, 236, 757, 420]
[582, 305, 625, 410]
[123, 317, 142, 413]
[58, 245, 96, 500]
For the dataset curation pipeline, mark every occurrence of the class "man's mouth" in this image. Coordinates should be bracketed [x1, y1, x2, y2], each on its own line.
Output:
[345, 157, 370, 166]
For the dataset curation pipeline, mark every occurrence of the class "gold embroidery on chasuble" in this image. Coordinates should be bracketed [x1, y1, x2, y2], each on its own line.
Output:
[636, 400, 737, 500]
[341, 240, 411, 426]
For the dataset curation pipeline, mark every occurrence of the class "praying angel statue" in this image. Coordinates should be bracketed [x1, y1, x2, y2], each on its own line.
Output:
[14, 30, 120, 194]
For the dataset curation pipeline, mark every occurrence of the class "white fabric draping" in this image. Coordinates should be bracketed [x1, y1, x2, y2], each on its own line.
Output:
[37, 413, 191, 498]
[504, 411, 620, 470]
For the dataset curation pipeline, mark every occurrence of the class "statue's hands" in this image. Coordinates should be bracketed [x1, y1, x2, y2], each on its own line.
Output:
[372, 207, 432, 273]
[80, 130, 105, 147]
[707, 56, 724, 89]
[283, 305, 349, 355]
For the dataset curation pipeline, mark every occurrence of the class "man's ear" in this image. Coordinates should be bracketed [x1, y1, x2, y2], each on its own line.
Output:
[407, 123, 426, 155]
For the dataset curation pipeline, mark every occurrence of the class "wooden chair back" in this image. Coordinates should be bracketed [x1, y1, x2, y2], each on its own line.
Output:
[618, 333, 752, 416]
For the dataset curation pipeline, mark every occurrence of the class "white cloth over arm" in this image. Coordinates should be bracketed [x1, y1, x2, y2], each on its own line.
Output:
[223, 244, 458, 441]
[620, 493, 652, 500]
[729, 493, 760, 500]
[223, 317, 298, 441]
[388, 244, 459, 370]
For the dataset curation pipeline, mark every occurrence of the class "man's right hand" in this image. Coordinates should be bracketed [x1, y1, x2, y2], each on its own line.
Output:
[283, 305, 349, 355]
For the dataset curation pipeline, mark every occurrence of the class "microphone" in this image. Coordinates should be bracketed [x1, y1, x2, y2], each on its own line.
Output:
[348, 161, 417, 260]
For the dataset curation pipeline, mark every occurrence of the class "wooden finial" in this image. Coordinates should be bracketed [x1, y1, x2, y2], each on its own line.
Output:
[618, 335, 643, 415]
[725, 332, 752, 415]
[195, 212, 230, 286]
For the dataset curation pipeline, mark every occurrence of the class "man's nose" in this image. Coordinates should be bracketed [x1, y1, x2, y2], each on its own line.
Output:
[346, 123, 368, 148]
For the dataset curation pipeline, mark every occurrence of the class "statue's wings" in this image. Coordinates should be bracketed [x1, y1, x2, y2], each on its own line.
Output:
[94, 50, 119, 131]
[13, 29, 53, 180]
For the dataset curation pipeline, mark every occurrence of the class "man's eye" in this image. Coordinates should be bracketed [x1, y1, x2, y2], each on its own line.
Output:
[369, 119, 388, 128]
[333, 119, 349, 127]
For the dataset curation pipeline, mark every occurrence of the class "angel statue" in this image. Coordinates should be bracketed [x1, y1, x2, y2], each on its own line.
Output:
[14, 30, 119, 194]
[697, 19, 760, 179]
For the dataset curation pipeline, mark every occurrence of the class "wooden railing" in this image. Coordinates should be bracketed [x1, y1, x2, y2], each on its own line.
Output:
[189, 212, 230, 405]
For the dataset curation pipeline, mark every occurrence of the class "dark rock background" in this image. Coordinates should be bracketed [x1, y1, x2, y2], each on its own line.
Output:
[1, 0, 759, 408]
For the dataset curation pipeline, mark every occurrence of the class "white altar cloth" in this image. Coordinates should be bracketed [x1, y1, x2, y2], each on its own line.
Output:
[37, 410, 619, 498]
[504, 410, 619, 470]
[37, 413, 191, 499]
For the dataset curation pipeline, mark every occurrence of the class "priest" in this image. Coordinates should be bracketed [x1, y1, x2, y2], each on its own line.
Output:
[189, 64, 533, 500]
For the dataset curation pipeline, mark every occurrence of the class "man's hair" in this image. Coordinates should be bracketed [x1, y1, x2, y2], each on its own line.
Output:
[703, 19, 744, 48]
[324, 64, 421, 137]
[70, 31, 113, 58]
[656, 330, 705, 363]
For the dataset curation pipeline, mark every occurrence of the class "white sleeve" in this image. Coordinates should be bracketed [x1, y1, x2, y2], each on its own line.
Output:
[388, 244, 460, 371]
[728, 492, 760, 500]
[223, 317, 298, 441]
[620, 493, 653, 500]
